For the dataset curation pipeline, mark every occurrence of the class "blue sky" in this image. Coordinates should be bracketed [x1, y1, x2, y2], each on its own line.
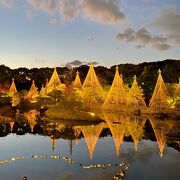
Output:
[0, 0, 179, 68]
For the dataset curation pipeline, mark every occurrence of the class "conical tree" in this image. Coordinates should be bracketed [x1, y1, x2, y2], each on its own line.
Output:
[104, 113, 126, 156]
[103, 66, 126, 111]
[26, 80, 39, 101]
[82, 63, 104, 107]
[73, 71, 82, 89]
[40, 84, 46, 97]
[126, 75, 146, 113]
[81, 123, 104, 159]
[47, 67, 61, 89]
[9, 78, 20, 106]
[149, 69, 169, 114]
[9, 78, 17, 94]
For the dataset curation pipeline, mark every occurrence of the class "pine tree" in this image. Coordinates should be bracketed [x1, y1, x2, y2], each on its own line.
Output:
[126, 75, 146, 113]
[48, 68, 61, 87]
[149, 69, 169, 114]
[82, 63, 104, 107]
[103, 66, 126, 111]
[9, 78, 17, 95]
[26, 80, 39, 101]
[73, 71, 82, 89]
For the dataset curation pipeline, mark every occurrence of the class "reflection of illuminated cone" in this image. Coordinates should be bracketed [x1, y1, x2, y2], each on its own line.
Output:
[104, 113, 126, 156]
[127, 116, 146, 153]
[51, 138, 57, 150]
[134, 140, 138, 152]
[73, 127, 81, 145]
[10, 121, 14, 132]
[82, 123, 104, 159]
[24, 110, 38, 133]
[150, 118, 174, 158]
[75, 138, 79, 145]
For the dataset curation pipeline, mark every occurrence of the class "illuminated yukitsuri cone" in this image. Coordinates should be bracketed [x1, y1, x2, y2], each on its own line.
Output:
[73, 71, 82, 89]
[127, 116, 146, 151]
[103, 66, 126, 111]
[104, 113, 126, 156]
[9, 78, 17, 94]
[81, 123, 104, 159]
[24, 110, 39, 132]
[40, 84, 46, 97]
[47, 67, 61, 90]
[149, 69, 169, 114]
[125, 75, 147, 113]
[82, 63, 104, 107]
[174, 78, 180, 99]
[149, 118, 174, 158]
[26, 80, 39, 101]
[9, 78, 20, 106]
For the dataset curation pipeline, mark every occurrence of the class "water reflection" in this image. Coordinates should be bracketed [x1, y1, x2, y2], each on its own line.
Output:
[0, 110, 179, 158]
[0, 110, 179, 179]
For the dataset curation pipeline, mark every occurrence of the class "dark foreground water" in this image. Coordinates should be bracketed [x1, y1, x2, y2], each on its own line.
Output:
[0, 111, 179, 180]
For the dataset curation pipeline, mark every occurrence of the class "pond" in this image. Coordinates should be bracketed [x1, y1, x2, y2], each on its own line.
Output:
[0, 110, 179, 180]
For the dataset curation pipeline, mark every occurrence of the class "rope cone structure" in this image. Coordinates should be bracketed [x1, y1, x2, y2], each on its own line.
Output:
[82, 63, 104, 107]
[9, 78, 17, 94]
[26, 80, 39, 101]
[103, 66, 126, 111]
[149, 69, 169, 114]
[125, 75, 147, 113]
[47, 67, 61, 89]
[73, 71, 82, 89]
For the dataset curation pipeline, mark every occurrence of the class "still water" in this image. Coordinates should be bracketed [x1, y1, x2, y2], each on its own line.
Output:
[0, 111, 179, 180]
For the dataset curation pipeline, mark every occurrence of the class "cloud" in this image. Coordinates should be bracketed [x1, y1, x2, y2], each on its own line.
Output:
[59, 0, 125, 25]
[64, 60, 85, 69]
[49, 18, 57, 24]
[151, 6, 180, 44]
[82, 0, 125, 24]
[59, 0, 80, 22]
[26, 0, 56, 13]
[152, 6, 180, 34]
[64, 60, 98, 69]
[1, 0, 126, 25]
[116, 27, 171, 51]
[0, 0, 12, 7]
